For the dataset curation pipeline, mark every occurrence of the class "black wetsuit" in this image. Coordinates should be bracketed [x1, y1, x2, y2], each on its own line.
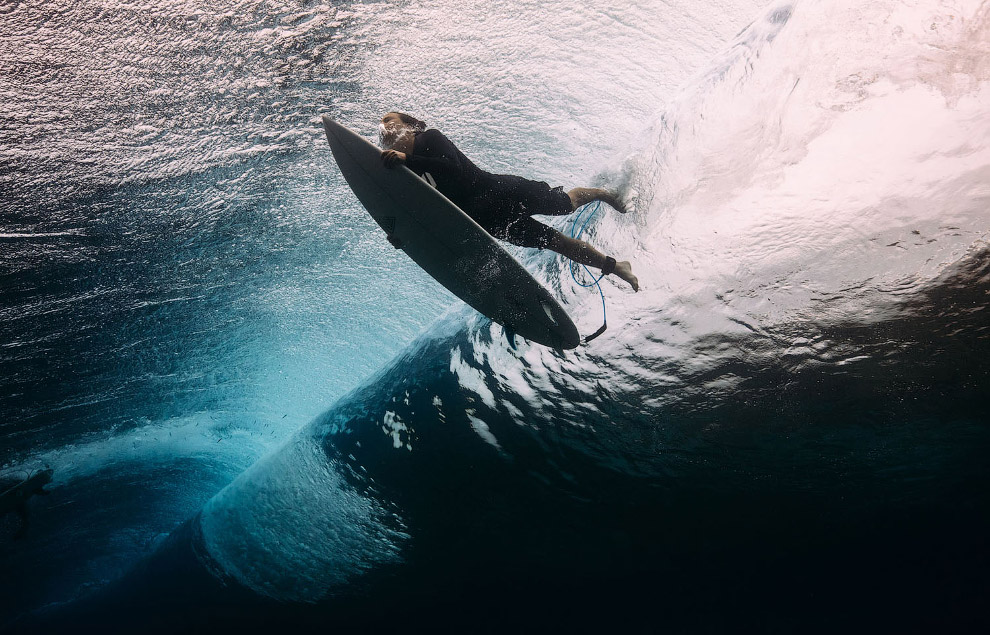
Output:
[403, 129, 573, 249]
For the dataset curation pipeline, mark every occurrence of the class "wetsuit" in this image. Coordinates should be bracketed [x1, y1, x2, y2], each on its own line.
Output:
[403, 129, 573, 249]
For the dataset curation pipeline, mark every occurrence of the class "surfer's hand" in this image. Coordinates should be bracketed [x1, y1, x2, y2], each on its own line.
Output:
[381, 150, 406, 168]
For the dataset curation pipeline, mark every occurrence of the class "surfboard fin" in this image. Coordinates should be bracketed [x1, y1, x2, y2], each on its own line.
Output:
[504, 327, 517, 350]
[381, 216, 403, 249]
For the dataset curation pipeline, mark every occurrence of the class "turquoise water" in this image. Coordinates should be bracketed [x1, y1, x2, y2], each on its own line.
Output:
[2, 0, 989, 631]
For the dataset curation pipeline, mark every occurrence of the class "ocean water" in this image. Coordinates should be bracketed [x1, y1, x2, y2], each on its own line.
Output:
[2, 0, 989, 632]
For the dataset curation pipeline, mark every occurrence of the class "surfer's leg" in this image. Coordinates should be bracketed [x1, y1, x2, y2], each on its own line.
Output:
[546, 231, 639, 292]
[503, 218, 639, 291]
[566, 187, 627, 213]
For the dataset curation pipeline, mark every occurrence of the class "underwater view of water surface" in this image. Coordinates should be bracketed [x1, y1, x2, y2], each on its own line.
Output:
[2, 0, 989, 631]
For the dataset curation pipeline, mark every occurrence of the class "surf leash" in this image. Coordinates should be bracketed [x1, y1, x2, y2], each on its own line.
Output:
[569, 201, 608, 344]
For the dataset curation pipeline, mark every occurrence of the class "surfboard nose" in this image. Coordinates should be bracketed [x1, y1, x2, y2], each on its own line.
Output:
[321, 115, 340, 143]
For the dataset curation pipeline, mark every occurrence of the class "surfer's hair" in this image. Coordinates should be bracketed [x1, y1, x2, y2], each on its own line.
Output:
[390, 112, 427, 132]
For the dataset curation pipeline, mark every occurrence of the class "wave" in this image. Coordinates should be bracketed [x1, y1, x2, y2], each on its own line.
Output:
[197, 0, 990, 594]
[19, 0, 990, 631]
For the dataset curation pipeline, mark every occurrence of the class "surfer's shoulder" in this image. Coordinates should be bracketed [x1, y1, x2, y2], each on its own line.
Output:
[412, 128, 449, 154]
[416, 128, 444, 141]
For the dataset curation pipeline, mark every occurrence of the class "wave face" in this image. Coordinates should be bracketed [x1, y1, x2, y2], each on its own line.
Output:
[157, 0, 990, 630]
[6, 0, 990, 631]
[1, 0, 766, 623]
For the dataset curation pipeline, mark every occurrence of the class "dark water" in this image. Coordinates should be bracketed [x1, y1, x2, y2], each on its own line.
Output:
[3, 0, 990, 632]
[16, 249, 987, 634]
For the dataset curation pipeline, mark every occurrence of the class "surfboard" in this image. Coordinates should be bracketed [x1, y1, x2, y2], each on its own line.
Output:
[322, 116, 580, 350]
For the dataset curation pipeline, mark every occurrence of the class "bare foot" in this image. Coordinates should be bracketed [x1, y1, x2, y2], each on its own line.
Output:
[603, 190, 628, 213]
[613, 260, 639, 291]
[568, 187, 630, 213]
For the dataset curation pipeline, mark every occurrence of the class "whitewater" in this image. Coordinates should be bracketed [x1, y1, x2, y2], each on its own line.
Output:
[2, 0, 988, 631]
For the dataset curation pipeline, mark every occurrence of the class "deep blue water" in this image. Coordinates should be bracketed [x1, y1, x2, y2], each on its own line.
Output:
[3, 0, 990, 632]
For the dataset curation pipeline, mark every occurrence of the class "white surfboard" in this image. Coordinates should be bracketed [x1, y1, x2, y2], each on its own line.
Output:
[322, 116, 580, 350]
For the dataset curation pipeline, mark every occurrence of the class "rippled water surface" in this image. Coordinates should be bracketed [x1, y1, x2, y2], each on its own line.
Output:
[2, 0, 989, 631]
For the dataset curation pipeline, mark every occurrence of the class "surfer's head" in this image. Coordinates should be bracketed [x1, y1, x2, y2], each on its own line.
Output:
[379, 112, 425, 148]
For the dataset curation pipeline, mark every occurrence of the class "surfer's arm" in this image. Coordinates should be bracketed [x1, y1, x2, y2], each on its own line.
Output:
[381, 150, 407, 168]
[402, 129, 466, 175]
[403, 153, 461, 173]
[381, 150, 462, 174]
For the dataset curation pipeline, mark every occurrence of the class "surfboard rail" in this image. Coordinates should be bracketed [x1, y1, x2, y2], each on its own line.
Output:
[322, 115, 580, 350]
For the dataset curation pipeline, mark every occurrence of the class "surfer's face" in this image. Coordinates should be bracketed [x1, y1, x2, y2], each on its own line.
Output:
[379, 113, 411, 149]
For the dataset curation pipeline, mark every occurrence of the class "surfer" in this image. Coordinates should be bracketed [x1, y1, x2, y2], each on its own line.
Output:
[378, 112, 639, 291]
